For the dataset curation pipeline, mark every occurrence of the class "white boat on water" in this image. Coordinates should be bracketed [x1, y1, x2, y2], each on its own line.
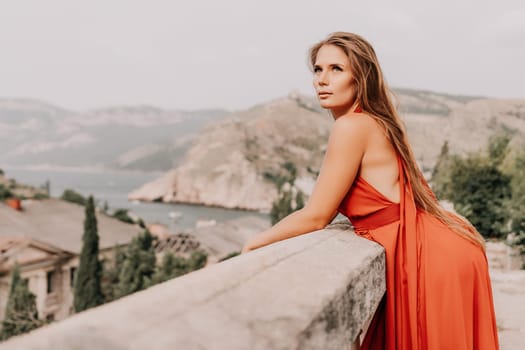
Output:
[168, 211, 183, 221]
[195, 219, 216, 228]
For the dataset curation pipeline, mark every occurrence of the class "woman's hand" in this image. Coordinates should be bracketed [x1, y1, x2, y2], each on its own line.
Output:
[240, 244, 254, 254]
[240, 237, 261, 254]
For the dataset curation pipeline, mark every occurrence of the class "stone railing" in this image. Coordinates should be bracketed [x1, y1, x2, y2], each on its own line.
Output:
[0, 221, 386, 350]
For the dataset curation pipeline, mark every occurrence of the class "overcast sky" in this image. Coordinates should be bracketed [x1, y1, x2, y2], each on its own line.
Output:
[0, 0, 523, 111]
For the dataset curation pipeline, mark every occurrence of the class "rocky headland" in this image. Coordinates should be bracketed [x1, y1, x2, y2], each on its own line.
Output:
[128, 90, 525, 210]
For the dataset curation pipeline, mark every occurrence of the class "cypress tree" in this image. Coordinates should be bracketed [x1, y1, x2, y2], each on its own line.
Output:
[73, 195, 104, 312]
[432, 141, 454, 199]
[1, 264, 42, 340]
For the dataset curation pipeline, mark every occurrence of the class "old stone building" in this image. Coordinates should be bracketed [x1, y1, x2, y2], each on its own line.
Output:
[0, 198, 142, 324]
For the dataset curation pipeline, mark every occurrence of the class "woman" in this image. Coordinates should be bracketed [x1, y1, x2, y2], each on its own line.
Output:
[241, 32, 499, 349]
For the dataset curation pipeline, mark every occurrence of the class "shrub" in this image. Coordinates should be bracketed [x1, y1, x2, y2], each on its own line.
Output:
[432, 134, 514, 239]
[61, 189, 87, 206]
[0, 184, 14, 200]
[112, 208, 135, 224]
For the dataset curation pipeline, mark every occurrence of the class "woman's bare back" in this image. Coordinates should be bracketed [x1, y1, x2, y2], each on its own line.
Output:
[351, 112, 400, 204]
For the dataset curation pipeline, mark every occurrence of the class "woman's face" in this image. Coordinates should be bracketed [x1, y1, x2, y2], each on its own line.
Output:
[313, 44, 357, 118]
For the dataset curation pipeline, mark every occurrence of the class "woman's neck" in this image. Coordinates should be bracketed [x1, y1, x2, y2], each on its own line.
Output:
[331, 102, 361, 120]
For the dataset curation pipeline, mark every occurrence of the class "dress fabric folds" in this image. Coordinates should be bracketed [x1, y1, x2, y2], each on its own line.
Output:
[337, 154, 500, 350]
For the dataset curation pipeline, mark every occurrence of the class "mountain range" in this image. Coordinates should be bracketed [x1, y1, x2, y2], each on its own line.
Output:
[1, 90, 524, 211]
[128, 90, 525, 210]
[0, 98, 228, 171]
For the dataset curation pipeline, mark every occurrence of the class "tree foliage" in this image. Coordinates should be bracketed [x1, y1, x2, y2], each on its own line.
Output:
[61, 189, 87, 206]
[150, 250, 208, 285]
[115, 230, 157, 298]
[0, 183, 14, 200]
[100, 231, 208, 302]
[101, 244, 127, 303]
[73, 195, 104, 312]
[488, 133, 511, 167]
[506, 149, 525, 259]
[111, 208, 135, 224]
[432, 134, 517, 239]
[268, 161, 306, 225]
[1, 265, 43, 340]
[447, 157, 511, 238]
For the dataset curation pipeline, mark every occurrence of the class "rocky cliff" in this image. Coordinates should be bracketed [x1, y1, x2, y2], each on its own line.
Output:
[129, 93, 331, 210]
[129, 89, 525, 211]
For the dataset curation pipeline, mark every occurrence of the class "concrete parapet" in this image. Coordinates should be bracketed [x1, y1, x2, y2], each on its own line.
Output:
[0, 221, 386, 350]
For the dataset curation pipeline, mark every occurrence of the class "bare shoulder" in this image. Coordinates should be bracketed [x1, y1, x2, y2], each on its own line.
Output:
[325, 113, 370, 159]
[331, 112, 377, 136]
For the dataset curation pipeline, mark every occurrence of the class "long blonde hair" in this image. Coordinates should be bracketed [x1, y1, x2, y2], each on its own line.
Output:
[309, 32, 485, 250]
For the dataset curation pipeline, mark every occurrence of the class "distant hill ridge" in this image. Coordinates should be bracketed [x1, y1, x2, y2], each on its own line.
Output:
[2, 90, 524, 210]
[0, 98, 229, 171]
[128, 90, 525, 210]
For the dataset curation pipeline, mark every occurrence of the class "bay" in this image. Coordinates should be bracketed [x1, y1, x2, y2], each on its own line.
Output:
[2, 166, 270, 233]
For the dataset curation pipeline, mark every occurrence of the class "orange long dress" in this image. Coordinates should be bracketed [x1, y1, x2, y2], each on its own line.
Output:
[337, 154, 500, 349]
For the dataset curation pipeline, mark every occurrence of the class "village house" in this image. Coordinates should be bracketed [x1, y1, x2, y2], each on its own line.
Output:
[0, 198, 143, 324]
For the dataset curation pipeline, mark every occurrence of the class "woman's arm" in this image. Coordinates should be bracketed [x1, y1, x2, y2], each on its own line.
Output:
[241, 115, 368, 253]
[241, 207, 336, 253]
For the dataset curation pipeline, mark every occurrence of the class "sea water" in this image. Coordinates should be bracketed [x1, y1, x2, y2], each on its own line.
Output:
[2, 166, 269, 233]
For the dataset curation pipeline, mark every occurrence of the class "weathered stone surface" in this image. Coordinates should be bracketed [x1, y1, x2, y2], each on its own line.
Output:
[0, 224, 386, 350]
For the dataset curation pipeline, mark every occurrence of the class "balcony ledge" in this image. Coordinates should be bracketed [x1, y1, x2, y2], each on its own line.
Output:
[0, 220, 386, 350]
